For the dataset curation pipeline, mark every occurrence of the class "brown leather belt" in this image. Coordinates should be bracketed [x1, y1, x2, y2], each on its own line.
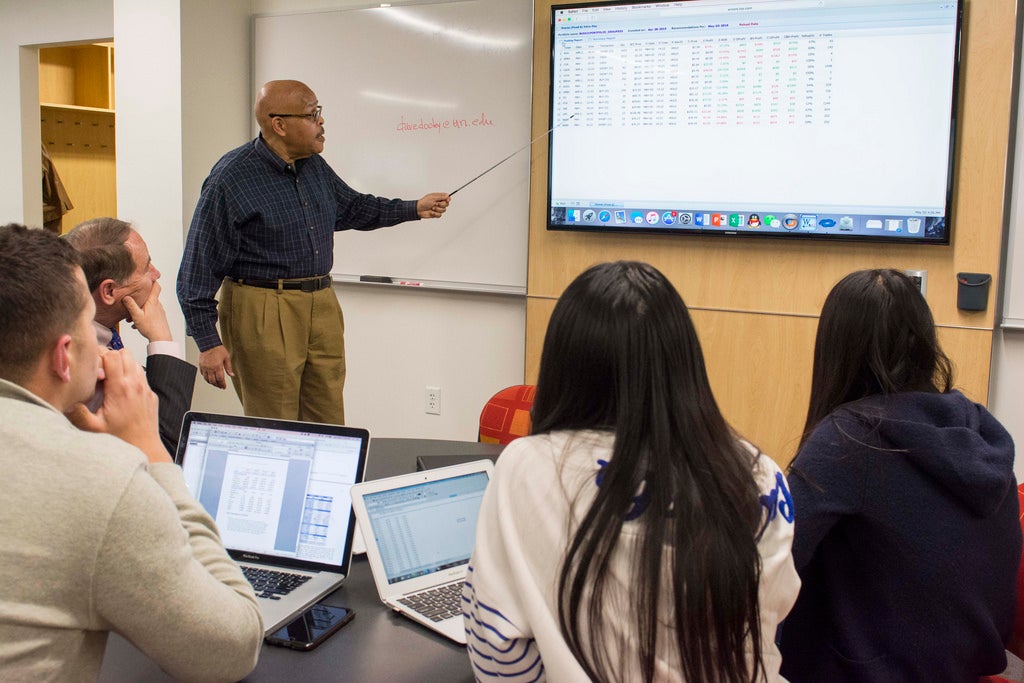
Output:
[233, 275, 332, 292]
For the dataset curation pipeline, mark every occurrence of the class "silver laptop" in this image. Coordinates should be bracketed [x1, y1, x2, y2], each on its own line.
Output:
[175, 411, 368, 635]
[350, 460, 494, 644]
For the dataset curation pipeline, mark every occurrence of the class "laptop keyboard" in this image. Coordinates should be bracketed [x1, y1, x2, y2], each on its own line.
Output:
[397, 581, 465, 622]
[242, 566, 312, 600]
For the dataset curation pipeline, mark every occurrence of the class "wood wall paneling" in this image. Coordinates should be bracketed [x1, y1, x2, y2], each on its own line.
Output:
[41, 107, 116, 231]
[38, 48, 78, 106]
[527, 298, 996, 467]
[526, 0, 1012, 462]
[39, 44, 113, 110]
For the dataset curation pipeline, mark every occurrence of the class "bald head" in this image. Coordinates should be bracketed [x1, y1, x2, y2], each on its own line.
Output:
[255, 80, 316, 135]
[254, 80, 325, 163]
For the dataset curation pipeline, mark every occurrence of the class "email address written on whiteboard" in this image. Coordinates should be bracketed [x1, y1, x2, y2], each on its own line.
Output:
[396, 113, 495, 133]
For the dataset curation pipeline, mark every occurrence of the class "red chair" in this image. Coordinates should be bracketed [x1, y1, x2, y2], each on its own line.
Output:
[478, 385, 536, 445]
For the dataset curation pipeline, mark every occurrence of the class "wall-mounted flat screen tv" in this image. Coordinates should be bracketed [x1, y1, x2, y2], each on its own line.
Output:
[547, 0, 962, 244]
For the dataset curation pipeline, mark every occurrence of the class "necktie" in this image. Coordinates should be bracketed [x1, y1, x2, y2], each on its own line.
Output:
[109, 327, 124, 350]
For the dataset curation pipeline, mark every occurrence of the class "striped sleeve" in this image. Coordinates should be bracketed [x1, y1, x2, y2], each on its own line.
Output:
[463, 565, 545, 682]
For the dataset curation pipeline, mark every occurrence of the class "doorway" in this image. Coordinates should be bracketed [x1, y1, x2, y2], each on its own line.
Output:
[39, 43, 116, 233]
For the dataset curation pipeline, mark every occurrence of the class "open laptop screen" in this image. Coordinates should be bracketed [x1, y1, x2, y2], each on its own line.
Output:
[360, 472, 489, 584]
[178, 416, 365, 568]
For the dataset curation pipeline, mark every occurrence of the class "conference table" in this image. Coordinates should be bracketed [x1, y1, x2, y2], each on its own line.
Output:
[98, 437, 504, 682]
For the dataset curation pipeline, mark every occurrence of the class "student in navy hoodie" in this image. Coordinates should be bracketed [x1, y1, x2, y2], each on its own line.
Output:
[779, 268, 1021, 682]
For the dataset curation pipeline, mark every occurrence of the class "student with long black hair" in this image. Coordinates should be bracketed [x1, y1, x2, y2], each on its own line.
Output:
[463, 261, 799, 682]
[778, 268, 1020, 681]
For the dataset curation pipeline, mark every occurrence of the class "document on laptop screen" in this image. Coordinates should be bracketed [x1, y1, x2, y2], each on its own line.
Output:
[179, 421, 363, 566]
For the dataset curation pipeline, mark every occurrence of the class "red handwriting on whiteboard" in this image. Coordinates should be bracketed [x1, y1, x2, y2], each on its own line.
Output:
[396, 113, 495, 133]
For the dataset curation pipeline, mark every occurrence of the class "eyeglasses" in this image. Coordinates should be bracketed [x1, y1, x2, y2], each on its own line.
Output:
[269, 105, 323, 122]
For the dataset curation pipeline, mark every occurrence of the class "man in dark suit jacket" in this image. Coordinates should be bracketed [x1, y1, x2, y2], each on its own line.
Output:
[65, 218, 196, 454]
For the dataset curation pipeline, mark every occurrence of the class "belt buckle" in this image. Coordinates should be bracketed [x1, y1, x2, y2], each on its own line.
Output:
[300, 279, 318, 293]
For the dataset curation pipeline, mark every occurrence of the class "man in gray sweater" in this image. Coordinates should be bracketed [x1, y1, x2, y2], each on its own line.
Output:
[0, 224, 263, 681]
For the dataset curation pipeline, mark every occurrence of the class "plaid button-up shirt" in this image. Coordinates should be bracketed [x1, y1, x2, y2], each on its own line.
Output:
[177, 135, 418, 351]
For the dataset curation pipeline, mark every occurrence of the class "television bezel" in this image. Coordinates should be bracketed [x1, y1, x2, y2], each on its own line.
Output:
[545, 0, 964, 246]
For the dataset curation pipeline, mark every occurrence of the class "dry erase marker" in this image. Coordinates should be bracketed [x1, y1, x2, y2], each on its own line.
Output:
[398, 280, 422, 286]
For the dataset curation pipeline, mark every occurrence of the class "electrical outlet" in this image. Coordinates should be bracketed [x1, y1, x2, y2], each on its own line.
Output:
[904, 269, 927, 296]
[425, 386, 441, 415]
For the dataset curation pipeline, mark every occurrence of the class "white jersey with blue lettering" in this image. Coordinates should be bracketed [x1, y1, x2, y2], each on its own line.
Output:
[462, 429, 800, 683]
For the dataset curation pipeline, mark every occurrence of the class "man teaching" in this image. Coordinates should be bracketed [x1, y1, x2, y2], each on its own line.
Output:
[178, 79, 450, 423]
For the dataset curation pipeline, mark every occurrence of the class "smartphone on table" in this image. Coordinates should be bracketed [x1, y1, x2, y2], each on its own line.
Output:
[265, 604, 355, 651]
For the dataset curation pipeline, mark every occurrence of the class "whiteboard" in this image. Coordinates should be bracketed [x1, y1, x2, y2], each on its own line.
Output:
[253, 0, 532, 290]
[1007, 204, 1023, 328]
[1005, 39, 1024, 329]
[1007, 93, 1024, 328]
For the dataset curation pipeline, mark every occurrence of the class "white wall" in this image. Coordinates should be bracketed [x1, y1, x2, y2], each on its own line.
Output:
[990, 331, 1024, 482]
[112, 0, 183, 360]
[174, 0, 256, 419]
[339, 286, 525, 440]
[255, 0, 442, 12]
[108, 0, 252, 365]
[993, 39, 1024, 482]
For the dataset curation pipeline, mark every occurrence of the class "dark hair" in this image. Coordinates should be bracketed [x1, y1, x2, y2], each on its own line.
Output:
[533, 261, 765, 683]
[63, 217, 134, 292]
[0, 224, 85, 381]
[801, 268, 954, 443]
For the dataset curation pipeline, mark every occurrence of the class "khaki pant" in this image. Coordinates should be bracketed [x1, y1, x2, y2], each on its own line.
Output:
[219, 279, 346, 424]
